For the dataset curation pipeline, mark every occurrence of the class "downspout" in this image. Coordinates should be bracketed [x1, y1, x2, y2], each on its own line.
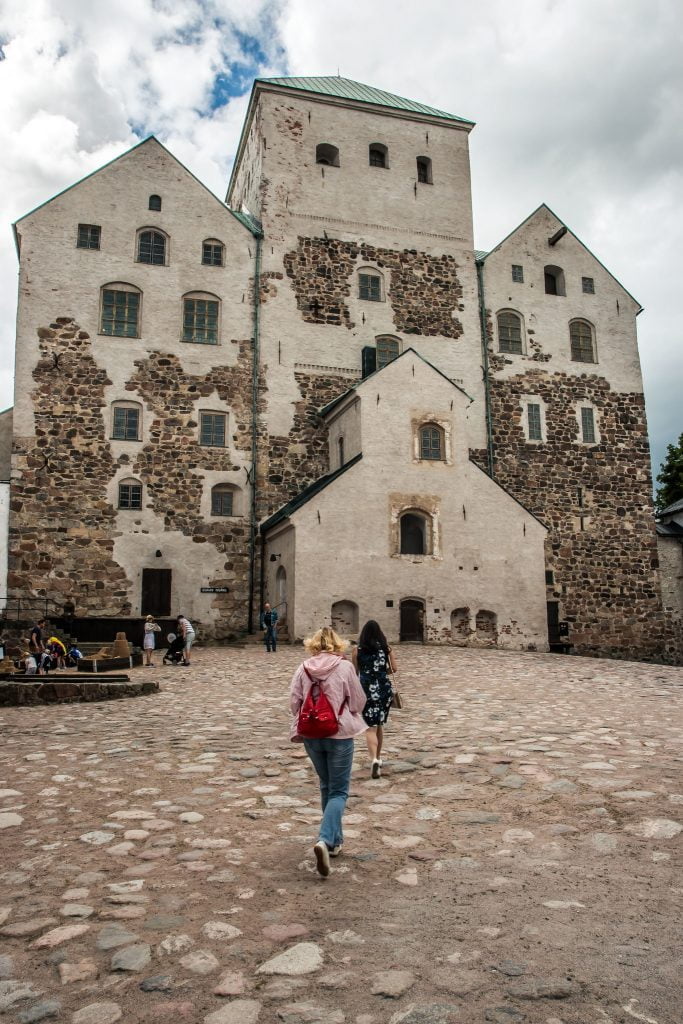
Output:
[476, 259, 494, 476]
[247, 232, 263, 633]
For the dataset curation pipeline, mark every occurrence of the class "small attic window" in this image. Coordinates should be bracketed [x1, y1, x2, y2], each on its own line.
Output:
[316, 143, 340, 167]
[148, 195, 162, 211]
[369, 143, 388, 168]
[416, 156, 432, 184]
[544, 265, 565, 296]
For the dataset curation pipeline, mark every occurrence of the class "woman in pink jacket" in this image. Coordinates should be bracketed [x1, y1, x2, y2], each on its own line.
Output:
[290, 626, 367, 877]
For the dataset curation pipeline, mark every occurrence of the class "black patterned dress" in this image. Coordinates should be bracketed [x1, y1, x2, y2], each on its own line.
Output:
[357, 646, 394, 727]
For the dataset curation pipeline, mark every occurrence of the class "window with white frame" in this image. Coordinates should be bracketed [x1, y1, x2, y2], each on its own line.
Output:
[578, 405, 598, 444]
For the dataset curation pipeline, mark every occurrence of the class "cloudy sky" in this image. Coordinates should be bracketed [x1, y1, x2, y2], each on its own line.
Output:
[1, 0, 681, 482]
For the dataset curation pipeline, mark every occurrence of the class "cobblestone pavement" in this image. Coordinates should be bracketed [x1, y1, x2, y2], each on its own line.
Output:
[1, 646, 682, 1024]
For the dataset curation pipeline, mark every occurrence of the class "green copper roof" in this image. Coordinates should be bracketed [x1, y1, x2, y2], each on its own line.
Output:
[256, 76, 474, 125]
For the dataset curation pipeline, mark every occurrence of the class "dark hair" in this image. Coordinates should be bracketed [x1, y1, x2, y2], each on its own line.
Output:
[358, 619, 389, 655]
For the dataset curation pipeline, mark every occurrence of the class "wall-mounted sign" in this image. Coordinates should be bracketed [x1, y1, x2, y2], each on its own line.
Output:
[201, 587, 229, 594]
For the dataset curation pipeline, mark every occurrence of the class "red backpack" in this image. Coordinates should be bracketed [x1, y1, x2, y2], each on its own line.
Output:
[296, 666, 343, 739]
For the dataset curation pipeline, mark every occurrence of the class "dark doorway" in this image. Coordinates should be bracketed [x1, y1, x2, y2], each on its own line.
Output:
[546, 600, 570, 653]
[141, 569, 171, 616]
[400, 598, 425, 641]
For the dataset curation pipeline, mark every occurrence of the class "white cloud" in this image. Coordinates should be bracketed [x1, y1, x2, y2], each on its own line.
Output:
[0, 0, 680, 479]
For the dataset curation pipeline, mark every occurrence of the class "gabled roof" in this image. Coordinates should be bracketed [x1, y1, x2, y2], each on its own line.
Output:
[12, 136, 260, 257]
[477, 203, 642, 312]
[657, 496, 683, 517]
[656, 521, 683, 538]
[319, 347, 474, 420]
[256, 76, 474, 125]
[260, 453, 363, 534]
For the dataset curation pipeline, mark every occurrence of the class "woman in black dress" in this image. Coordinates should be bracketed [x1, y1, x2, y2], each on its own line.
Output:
[351, 620, 397, 779]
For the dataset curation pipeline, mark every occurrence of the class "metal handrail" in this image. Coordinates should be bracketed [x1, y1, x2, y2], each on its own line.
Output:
[0, 596, 65, 620]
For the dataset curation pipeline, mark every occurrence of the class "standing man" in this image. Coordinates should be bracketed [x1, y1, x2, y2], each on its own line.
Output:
[29, 618, 46, 672]
[260, 602, 279, 653]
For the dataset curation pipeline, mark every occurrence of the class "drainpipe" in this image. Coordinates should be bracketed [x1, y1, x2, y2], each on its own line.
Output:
[476, 259, 494, 476]
[247, 232, 263, 633]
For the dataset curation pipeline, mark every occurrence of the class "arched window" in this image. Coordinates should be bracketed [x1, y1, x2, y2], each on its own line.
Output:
[475, 609, 497, 641]
[202, 239, 224, 266]
[118, 478, 142, 510]
[419, 424, 444, 461]
[369, 143, 388, 168]
[376, 335, 400, 368]
[338, 436, 345, 468]
[137, 228, 167, 265]
[100, 283, 141, 337]
[416, 156, 432, 184]
[316, 143, 340, 167]
[111, 401, 142, 441]
[400, 511, 429, 555]
[148, 194, 162, 211]
[182, 292, 220, 345]
[358, 268, 383, 302]
[544, 265, 565, 296]
[451, 607, 470, 641]
[331, 600, 359, 634]
[211, 484, 238, 517]
[497, 310, 523, 354]
[569, 319, 596, 363]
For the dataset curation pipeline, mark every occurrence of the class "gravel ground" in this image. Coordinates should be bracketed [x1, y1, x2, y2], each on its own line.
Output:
[0, 644, 681, 1024]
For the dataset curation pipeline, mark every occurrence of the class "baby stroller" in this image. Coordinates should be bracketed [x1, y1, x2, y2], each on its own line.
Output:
[162, 633, 185, 665]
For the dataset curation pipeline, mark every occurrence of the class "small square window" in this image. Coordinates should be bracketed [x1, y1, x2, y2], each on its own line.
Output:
[202, 242, 224, 266]
[200, 412, 226, 447]
[511, 264, 524, 283]
[77, 224, 101, 250]
[211, 489, 233, 516]
[527, 403, 543, 441]
[359, 274, 381, 301]
[582, 276, 595, 294]
[118, 482, 142, 509]
[112, 407, 140, 441]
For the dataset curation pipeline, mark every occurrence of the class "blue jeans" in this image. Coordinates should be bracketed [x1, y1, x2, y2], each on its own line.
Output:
[264, 626, 277, 651]
[303, 737, 355, 849]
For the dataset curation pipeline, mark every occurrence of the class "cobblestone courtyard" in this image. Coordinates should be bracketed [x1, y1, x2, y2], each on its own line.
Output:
[1, 646, 682, 1024]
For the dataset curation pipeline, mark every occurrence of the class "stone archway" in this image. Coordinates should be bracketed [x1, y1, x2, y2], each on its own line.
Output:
[331, 600, 359, 635]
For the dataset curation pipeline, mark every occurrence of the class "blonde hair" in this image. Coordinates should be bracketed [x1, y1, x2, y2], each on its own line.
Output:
[303, 626, 348, 654]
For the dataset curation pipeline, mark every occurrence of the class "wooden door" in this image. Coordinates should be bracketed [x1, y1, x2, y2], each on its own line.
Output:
[400, 599, 424, 641]
[141, 569, 171, 616]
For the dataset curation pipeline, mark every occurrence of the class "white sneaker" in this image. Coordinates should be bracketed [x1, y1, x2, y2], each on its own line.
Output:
[313, 841, 330, 877]
[329, 845, 343, 858]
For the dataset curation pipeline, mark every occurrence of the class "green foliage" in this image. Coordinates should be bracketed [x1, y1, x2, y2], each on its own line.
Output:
[655, 432, 683, 512]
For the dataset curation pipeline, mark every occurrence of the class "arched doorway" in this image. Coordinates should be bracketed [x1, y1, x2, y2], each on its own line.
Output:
[400, 598, 425, 641]
[331, 600, 359, 634]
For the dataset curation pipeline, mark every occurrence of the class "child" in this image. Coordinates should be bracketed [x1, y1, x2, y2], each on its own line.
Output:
[66, 641, 83, 668]
[143, 615, 162, 666]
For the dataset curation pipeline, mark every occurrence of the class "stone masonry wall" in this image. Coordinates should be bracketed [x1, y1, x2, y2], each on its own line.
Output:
[475, 367, 665, 660]
[9, 319, 132, 614]
[283, 236, 464, 337]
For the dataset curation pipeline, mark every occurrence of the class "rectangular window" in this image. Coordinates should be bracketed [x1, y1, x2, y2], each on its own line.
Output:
[581, 407, 596, 443]
[101, 289, 140, 337]
[582, 276, 595, 294]
[545, 570, 555, 585]
[200, 412, 226, 447]
[211, 490, 233, 516]
[527, 403, 543, 441]
[202, 243, 223, 266]
[118, 483, 142, 510]
[183, 298, 219, 344]
[511, 264, 524, 283]
[77, 224, 101, 250]
[112, 407, 140, 441]
[359, 274, 381, 301]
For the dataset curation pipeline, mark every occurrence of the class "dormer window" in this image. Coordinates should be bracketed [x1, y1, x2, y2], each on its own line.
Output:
[316, 143, 340, 167]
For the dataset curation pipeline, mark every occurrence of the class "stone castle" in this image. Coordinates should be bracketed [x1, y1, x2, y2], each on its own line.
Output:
[6, 75, 674, 660]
